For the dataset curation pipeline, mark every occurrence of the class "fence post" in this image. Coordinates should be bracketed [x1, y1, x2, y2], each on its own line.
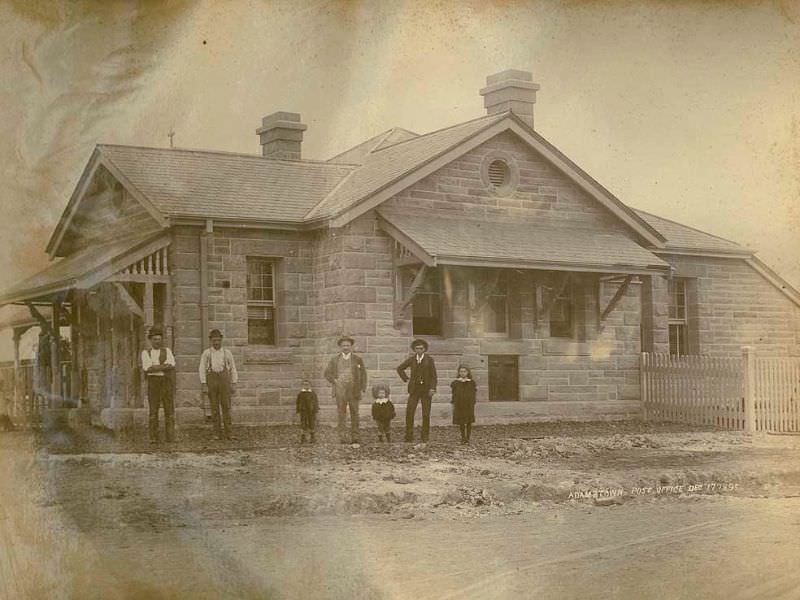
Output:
[742, 346, 756, 433]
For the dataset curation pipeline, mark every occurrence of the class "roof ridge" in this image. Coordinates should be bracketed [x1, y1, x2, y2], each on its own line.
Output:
[369, 112, 506, 155]
[97, 143, 359, 168]
[633, 207, 743, 247]
[325, 129, 394, 163]
[304, 159, 361, 220]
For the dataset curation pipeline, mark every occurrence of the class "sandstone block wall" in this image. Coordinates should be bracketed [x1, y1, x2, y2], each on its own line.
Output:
[664, 254, 800, 356]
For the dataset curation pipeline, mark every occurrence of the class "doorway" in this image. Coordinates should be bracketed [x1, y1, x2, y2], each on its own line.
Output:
[488, 355, 519, 402]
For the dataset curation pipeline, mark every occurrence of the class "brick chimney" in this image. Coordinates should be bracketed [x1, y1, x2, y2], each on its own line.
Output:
[479, 69, 540, 129]
[256, 112, 307, 159]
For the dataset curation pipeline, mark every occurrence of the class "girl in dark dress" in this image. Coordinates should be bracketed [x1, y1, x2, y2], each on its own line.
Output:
[451, 365, 477, 444]
[296, 379, 319, 443]
[371, 383, 396, 443]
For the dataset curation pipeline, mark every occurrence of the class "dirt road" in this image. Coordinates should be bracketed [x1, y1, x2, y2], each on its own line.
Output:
[81, 498, 800, 600]
[2, 423, 800, 599]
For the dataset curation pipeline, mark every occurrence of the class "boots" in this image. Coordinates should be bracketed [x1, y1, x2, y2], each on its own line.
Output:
[300, 432, 307, 444]
[385, 430, 391, 443]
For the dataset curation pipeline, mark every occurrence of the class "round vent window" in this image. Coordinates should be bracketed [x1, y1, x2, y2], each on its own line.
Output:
[487, 159, 510, 188]
[480, 153, 518, 196]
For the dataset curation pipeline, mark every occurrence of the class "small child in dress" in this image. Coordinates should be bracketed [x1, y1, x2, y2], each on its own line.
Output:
[370, 383, 396, 443]
[451, 365, 477, 444]
[296, 379, 319, 443]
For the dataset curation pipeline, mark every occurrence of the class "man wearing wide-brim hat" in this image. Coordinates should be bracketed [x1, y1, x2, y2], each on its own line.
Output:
[396, 338, 437, 443]
[141, 326, 177, 444]
[324, 336, 368, 444]
[198, 329, 238, 440]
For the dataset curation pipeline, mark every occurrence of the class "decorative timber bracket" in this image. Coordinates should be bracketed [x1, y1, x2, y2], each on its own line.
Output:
[597, 275, 634, 329]
[26, 302, 53, 334]
[401, 264, 428, 311]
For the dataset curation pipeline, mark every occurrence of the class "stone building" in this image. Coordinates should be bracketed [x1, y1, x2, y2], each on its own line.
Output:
[1, 70, 798, 428]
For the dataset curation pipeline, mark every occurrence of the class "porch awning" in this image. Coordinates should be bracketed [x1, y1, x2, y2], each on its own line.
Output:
[377, 210, 670, 274]
[0, 304, 51, 330]
[0, 233, 169, 305]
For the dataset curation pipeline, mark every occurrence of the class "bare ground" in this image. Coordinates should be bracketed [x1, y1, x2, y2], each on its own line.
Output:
[2, 421, 800, 599]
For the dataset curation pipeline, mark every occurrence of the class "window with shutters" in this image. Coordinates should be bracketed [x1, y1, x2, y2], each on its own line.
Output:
[411, 269, 442, 336]
[246, 257, 276, 345]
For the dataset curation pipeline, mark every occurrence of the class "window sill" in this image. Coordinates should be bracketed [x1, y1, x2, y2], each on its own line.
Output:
[244, 346, 295, 365]
[543, 339, 591, 356]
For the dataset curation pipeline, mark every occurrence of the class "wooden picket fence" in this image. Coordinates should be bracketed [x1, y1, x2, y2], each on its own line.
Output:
[642, 350, 800, 433]
[642, 353, 745, 429]
[754, 357, 800, 433]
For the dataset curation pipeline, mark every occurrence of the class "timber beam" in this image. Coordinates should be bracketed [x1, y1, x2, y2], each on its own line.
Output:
[113, 283, 144, 318]
[600, 275, 634, 322]
[400, 264, 428, 310]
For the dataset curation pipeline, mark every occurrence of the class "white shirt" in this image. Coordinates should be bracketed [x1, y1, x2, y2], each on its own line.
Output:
[416, 353, 425, 364]
[198, 347, 238, 384]
[141, 347, 176, 376]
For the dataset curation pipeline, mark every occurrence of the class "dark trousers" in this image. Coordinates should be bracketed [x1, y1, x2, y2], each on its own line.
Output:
[376, 419, 391, 433]
[405, 392, 432, 442]
[300, 411, 316, 432]
[147, 376, 174, 442]
[335, 381, 359, 441]
[207, 371, 232, 438]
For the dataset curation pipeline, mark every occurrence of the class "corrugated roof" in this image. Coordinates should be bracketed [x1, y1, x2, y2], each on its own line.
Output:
[633, 209, 747, 253]
[0, 234, 160, 304]
[379, 211, 669, 272]
[306, 114, 506, 220]
[99, 145, 356, 223]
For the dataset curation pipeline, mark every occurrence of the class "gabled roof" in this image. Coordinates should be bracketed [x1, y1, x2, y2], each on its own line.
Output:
[306, 114, 506, 221]
[328, 127, 419, 165]
[633, 209, 750, 255]
[46, 145, 357, 256]
[378, 210, 670, 274]
[44, 113, 769, 262]
[98, 145, 356, 223]
[309, 112, 667, 248]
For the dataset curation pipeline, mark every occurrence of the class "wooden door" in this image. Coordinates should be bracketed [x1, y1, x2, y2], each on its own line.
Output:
[488, 355, 519, 402]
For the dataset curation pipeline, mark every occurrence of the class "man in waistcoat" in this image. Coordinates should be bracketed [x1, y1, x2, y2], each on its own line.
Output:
[141, 327, 176, 444]
[396, 338, 437, 443]
[198, 329, 238, 440]
[324, 336, 367, 444]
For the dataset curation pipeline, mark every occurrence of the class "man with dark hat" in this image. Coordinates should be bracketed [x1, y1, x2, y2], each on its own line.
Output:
[324, 336, 367, 444]
[198, 329, 238, 440]
[141, 327, 176, 443]
[396, 338, 437, 443]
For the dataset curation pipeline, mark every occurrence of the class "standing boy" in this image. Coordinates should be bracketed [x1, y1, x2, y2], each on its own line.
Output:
[198, 329, 238, 440]
[141, 327, 176, 444]
[396, 339, 437, 443]
[324, 336, 367, 444]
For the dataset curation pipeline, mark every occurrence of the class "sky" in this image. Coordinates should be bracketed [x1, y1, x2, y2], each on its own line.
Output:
[0, 0, 798, 357]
